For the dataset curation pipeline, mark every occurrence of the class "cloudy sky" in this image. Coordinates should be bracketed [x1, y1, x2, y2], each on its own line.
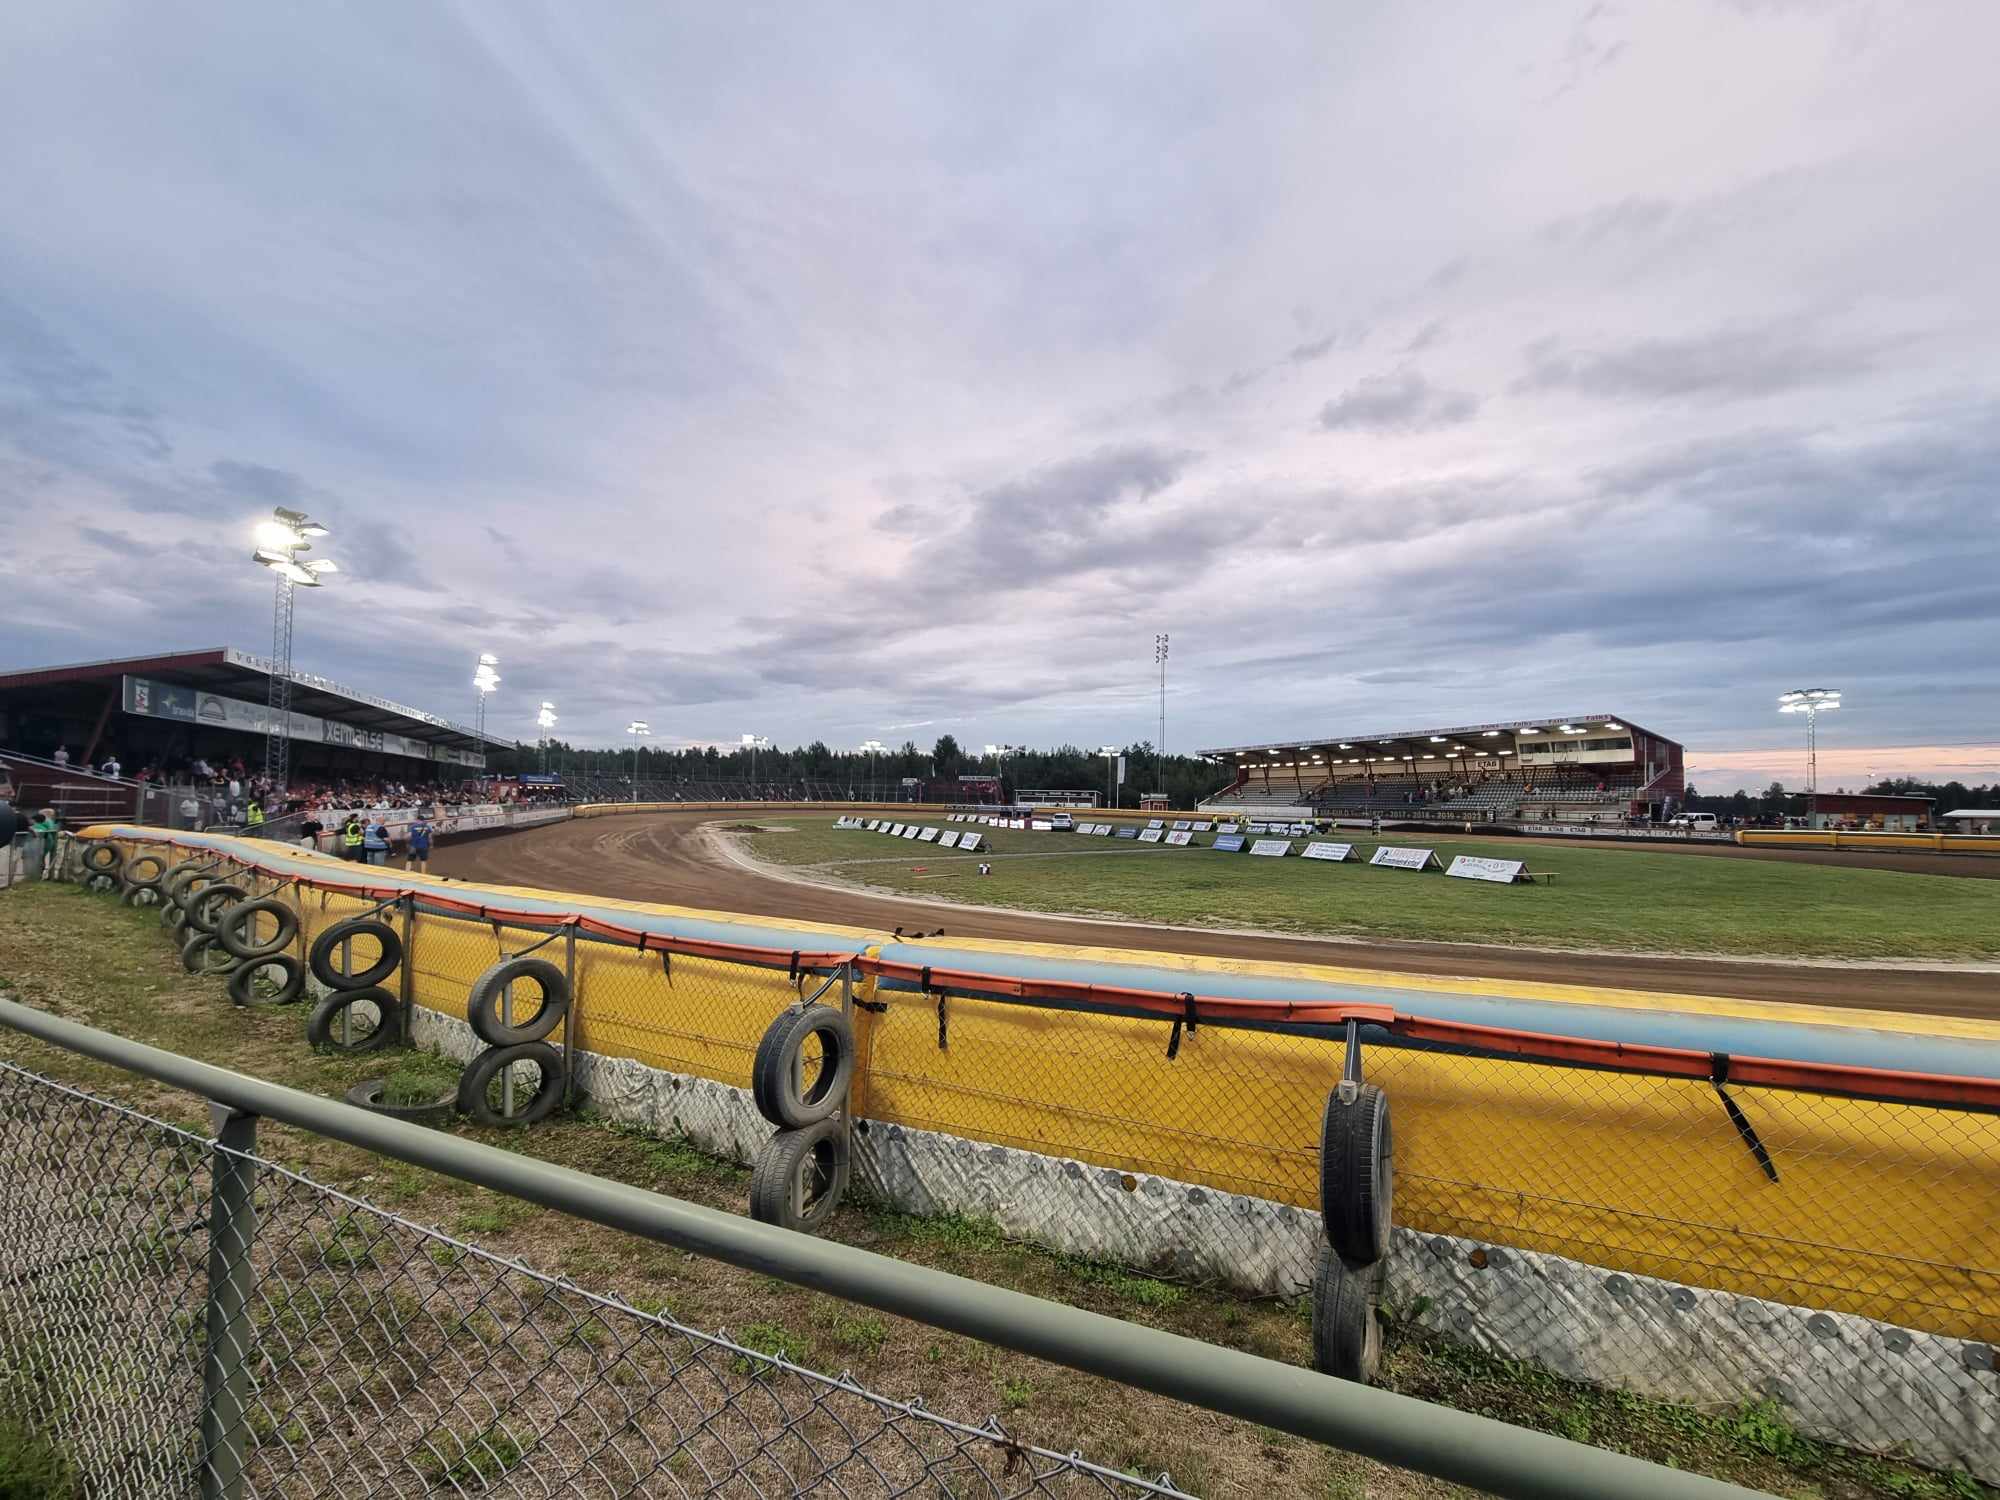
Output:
[3, 1, 1995, 791]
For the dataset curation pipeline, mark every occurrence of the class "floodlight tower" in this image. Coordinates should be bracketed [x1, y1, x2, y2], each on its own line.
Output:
[536, 702, 558, 773]
[1155, 632, 1169, 799]
[742, 733, 772, 795]
[626, 721, 651, 803]
[472, 654, 500, 782]
[983, 742, 1021, 803]
[1099, 745, 1121, 811]
[1778, 688, 1842, 819]
[250, 507, 337, 794]
[859, 739, 887, 801]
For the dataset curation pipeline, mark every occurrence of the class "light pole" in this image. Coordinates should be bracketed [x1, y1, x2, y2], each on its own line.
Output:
[1778, 688, 1841, 822]
[536, 702, 557, 774]
[1155, 632, 1169, 801]
[250, 508, 337, 794]
[983, 743, 1021, 805]
[1099, 745, 1120, 812]
[472, 654, 499, 784]
[626, 721, 651, 803]
[859, 740, 886, 802]
[741, 733, 771, 797]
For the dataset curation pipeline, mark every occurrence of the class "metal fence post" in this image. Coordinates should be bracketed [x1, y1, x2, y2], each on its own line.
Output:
[561, 922, 578, 1109]
[400, 893, 415, 1045]
[200, 1104, 259, 1500]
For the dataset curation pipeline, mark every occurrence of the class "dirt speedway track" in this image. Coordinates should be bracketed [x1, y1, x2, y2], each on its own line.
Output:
[433, 812, 2000, 1020]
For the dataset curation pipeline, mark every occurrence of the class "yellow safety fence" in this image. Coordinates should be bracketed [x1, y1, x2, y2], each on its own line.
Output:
[87, 828, 2000, 1345]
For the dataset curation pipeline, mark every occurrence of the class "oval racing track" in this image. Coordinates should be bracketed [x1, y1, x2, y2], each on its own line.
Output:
[432, 811, 2000, 1019]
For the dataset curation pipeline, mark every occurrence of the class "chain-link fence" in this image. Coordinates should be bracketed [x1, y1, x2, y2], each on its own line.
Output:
[0, 1061, 1196, 1499]
[40, 827, 2000, 1484]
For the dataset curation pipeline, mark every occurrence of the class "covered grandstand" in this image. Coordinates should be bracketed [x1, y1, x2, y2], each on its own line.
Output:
[1198, 715, 1684, 826]
[0, 648, 510, 826]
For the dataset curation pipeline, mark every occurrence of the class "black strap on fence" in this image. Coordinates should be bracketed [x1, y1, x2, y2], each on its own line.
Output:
[1164, 992, 1199, 1060]
[658, 949, 673, 986]
[1711, 1052, 1779, 1183]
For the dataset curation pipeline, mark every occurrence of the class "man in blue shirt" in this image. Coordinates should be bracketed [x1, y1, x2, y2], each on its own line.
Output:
[405, 814, 434, 873]
[362, 817, 391, 866]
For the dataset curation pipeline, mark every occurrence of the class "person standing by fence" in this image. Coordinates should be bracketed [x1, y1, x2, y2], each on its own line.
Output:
[363, 815, 390, 865]
[31, 808, 60, 879]
[341, 814, 364, 861]
[405, 813, 433, 873]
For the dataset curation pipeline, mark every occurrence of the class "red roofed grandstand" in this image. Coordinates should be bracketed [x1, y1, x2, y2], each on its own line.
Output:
[1197, 715, 1685, 827]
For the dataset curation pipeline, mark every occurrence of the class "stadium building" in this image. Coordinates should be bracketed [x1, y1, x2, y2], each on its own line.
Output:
[1197, 715, 1684, 826]
[0, 647, 508, 826]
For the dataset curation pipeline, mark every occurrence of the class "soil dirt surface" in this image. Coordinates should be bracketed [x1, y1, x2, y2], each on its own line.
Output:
[433, 811, 2000, 1020]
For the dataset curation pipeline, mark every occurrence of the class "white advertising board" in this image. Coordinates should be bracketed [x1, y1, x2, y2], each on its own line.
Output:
[1216, 822, 1240, 834]
[918, 827, 940, 842]
[1371, 846, 1442, 871]
[936, 831, 961, 849]
[1192, 821, 1213, 832]
[1147, 819, 1165, 829]
[1030, 819, 1053, 831]
[1164, 830, 1193, 846]
[1171, 820, 1191, 831]
[1301, 842, 1355, 862]
[1090, 825, 1112, 836]
[1137, 828, 1164, 843]
[1447, 855, 1526, 884]
[1249, 838, 1292, 857]
[902, 826, 921, 839]
[959, 833, 982, 852]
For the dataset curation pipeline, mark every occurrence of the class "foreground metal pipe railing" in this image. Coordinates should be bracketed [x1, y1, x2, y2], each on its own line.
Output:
[0, 998, 1766, 1500]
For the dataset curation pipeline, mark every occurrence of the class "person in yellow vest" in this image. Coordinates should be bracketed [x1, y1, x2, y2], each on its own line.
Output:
[341, 814, 364, 861]
[245, 800, 266, 835]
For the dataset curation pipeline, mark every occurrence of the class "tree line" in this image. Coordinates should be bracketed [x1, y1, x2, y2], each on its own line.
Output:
[1680, 776, 1998, 822]
[488, 733, 1238, 808]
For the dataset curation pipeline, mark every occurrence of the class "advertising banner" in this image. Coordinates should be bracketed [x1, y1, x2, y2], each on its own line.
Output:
[1164, 830, 1193, 846]
[959, 833, 982, 852]
[1090, 825, 1111, 836]
[1446, 854, 1527, 884]
[919, 827, 940, 842]
[1192, 821, 1213, 832]
[1249, 838, 1291, 857]
[1211, 834, 1246, 852]
[1114, 826, 1139, 840]
[1137, 828, 1164, 843]
[902, 826, 921, 839]
[1371, 846, 1443, 871]
[1301, 842, 1355, 862]
[1216, 822, 1240, 834]
[1146, 819, 1164, 829]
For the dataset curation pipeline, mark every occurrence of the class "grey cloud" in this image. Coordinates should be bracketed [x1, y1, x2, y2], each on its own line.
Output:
[211, 460, 309, 506]
[1519, 323, 1890, 401]
[1318, 370, 1479, 433]
[1540, 196, 1674, 245]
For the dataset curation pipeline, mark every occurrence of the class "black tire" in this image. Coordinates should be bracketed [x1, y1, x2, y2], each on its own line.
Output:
[750, 1004, 856, 1129]
[121, 883, 163, 908]
[168, 868, 213, 909]
[124, 852, 169, 887]
[748, 1120, 850, 1233]
[82, 871, 120, 895]
[308, 918, 402, 990]
[161, 901, 188, 933]
[81, 842, 123, 876]
[305, 987, 403, 1053]
[345, 1076, 457, 1124]
[466, 957, 570, 1047]
[185, 883, 248, 935]
[216, 897, 301, 961]
[227, 954, 306, 1007]
[1320, 1083, 1393, 1264]
[181, 931, 238, 977]
[1310, 1245, 1385, 1383]
[456, 1042, 565, 1127]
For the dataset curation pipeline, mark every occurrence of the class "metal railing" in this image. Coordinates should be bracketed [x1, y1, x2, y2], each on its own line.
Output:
[0, 1001, 1764, 1500]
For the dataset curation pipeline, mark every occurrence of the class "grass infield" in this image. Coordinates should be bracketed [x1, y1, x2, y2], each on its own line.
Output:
[740, 816, 2000, 961]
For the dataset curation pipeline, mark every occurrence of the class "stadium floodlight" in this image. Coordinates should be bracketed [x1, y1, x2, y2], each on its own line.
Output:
[1098, 745, 1122, 810]
[248, 505, 337, 794]
[626, 720, 652, 803]
[535, 701, 558, 772]
[1558, 724, 1576, 733]
[1603, 722, 1623, 731]
[1428, 736, 1445, 742]
[1779, 688, 1842, 813]
[1482, 730, 1500, 736]
[741, 732, 772, 789]
[859, 739, 887, 801]
[471, 653, 500, 761]
[1338, 743, 1352, 749]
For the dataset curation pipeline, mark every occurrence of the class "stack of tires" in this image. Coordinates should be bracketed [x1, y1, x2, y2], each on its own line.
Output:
[213, 892, 306, 1006]
[1313, 1081, 1394, 1384]
[303, 917, 405, 1053]
[747, 1002, 855, 1233]
[454, 957, 570, 1128]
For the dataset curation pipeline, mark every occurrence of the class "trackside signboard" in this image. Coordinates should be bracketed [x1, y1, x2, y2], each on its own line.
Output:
[1447, 855, 1527, 884]
[1211, 834, 1246, 852]
[959, 833, 983, 852]
[1138, 828, 1164, 843]
[1164, 830, 1193, 846]
[1249, 838, 1291, 857]
[1301, 842, 1355, 862]
[1371, 846, 1442, 871]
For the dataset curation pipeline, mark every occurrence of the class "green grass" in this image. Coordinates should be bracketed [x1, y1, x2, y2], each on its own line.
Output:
[0, 1406, 78, 1499]
[743, 816, 2000, 960]
[380, 1048, 461, 1107]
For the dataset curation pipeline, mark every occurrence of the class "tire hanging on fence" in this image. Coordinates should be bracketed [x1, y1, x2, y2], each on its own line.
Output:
[466, 957, 570, 1047]
[308, 918, 402, 990]
[1310, 1244, 1386, 1384]
[305, 987, 403, 1053]
[1320, 1082, 1393, 1265]
[123, 852, 168, 887]
[215, 896, 300, 961]
[456, 1041, 565, 1127]
[82, 871, 120, 895]
[751, 1003, 856, 1130]
[181, 931, 238, 977]
[185, 883, 248, 935]
[81, 842, 123, 877]
[227, 954, 306, 1007]
[749, 1118, 851, 1233]
[121, 882, 163, 908]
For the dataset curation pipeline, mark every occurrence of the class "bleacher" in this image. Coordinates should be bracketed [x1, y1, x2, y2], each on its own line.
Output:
[1199, 781, 1320, 812]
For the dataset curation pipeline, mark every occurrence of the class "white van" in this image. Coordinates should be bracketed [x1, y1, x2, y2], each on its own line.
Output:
[1670, 813, 1719, 831]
